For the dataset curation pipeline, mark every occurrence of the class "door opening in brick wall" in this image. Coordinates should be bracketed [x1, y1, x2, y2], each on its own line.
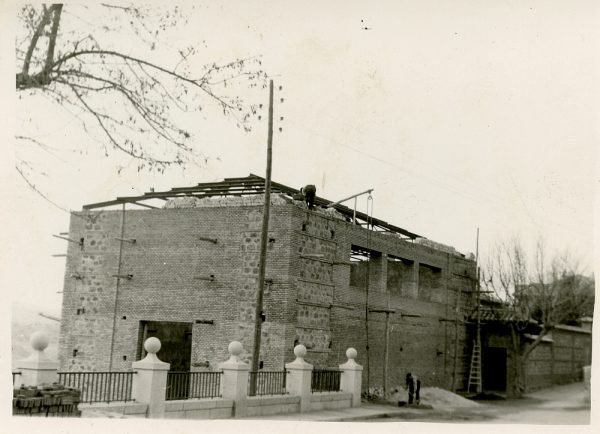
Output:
[138, 320, 193, 398]
[482, 346, 507, 392]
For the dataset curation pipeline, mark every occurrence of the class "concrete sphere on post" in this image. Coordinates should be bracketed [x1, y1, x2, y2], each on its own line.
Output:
[30, 331, 49, 352]
[346, 347, 357, 361]
[144, 337, 161, 354]
[294, 344, 307, 359]
[228, 341, 243, 357]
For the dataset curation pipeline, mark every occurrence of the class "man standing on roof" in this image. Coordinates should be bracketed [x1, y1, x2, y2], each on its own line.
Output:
[301, 184, 316, 210]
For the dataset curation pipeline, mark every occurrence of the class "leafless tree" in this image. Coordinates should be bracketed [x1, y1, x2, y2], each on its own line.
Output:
[482, 237, 594, 397]
[15, 3, 267, 197]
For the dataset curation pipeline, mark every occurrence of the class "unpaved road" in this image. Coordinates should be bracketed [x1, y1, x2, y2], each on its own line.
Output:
[374, 382, 590, 424]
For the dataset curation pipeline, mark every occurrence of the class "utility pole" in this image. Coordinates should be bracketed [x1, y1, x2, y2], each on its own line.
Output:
[383, 309, 390, 397]
[250, 80, 274, 395]
[475, 228, 481, 346]
[474, 227, 482, 393]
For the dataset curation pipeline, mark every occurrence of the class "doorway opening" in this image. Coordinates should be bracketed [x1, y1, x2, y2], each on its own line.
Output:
[138, 320, 193, 399]
[482, 346, 507, 392]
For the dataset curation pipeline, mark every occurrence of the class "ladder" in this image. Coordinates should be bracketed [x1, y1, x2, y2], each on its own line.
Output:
[467, 341, 482, 393]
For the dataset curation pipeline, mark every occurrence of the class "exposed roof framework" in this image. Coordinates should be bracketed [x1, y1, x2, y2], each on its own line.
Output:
[82, 174, 422, 239]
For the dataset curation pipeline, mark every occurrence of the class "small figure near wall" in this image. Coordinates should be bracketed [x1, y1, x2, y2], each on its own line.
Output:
[406, 372, 421, 405]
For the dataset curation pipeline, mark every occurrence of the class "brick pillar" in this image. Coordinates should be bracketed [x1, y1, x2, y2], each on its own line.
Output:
[339, 347, 363, 407]
[131, 337, 170, 418]
[413, 261, 420, 295]
[285, 345, 313, 412]
[379, 253, 388, 293]
[15, 331, 59, 387]
[218, 341, 249, 418]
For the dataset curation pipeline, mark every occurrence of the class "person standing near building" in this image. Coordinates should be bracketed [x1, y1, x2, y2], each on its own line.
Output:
[405, 373, 422, 405]
[415, 374, 421, 404]
[406, 373, 415, 404]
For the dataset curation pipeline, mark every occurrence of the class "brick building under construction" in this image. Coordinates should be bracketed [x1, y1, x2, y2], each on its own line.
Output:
[58, 175, 479, 392]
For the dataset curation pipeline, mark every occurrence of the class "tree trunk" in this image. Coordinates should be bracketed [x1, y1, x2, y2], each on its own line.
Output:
[17, 4, 63, 89]
[510, 352, 527, 398]
[509, 324, 527, 398]
[44, 4, 63, 75]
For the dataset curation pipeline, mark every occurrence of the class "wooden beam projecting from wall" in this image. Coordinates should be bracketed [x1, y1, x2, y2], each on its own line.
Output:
[114, 237, 136, 244]
[197, 236, 218, 244]
[52, 234, 83, 246]
[194, 275, 215, 282]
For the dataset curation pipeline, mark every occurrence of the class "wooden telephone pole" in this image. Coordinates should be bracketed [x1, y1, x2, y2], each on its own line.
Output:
[250, 80, 274, 395]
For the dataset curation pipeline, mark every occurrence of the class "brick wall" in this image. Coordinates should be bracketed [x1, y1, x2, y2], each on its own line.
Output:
[59, 196, 477, 394]
[480, 324, 592, 394]
[525, 327, 592, 392]
[59, 198, 298, 372]
[525, 341, 554, 391]
[288, 204, 476, 392]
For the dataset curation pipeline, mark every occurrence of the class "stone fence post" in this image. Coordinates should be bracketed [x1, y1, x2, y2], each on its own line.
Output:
[218, 341, 249, 418]
[339, 347, 363, 407]
[15, 331, 58, 387]
[285, 345, 313, 413]
[583, 365, 591, 404]
[131, 337, 170, 418]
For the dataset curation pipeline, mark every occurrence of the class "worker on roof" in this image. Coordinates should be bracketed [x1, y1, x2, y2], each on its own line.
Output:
[301, 184, 316, 210]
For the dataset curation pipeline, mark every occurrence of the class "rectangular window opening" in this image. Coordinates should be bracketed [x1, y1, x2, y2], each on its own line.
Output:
[349, 244, 381, 287]
[386, 255, 415, 294]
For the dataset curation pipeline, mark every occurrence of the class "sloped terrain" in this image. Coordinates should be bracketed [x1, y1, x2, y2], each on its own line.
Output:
[12, 302, 60, 368]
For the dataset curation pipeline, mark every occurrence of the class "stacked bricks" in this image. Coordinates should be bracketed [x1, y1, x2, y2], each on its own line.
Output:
[13, 383, 81, 417]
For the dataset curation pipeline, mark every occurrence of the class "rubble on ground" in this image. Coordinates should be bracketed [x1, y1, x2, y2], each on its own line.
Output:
[388, 386, 480, 409]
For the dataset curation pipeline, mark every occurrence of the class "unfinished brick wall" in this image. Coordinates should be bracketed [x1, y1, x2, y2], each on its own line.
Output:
[291, 211, 339, 367]
[288, 206, 477, 392]
[59, 197, 298, 373]
[59, 195, 477, 394]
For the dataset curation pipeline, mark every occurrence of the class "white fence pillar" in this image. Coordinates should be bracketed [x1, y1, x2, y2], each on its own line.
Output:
[583, 365, 591, 404]
[339, 348, 363, 407]
[15, 331, 58, 387]
[285, 345, 313, 413]
[131, 337, 170, 418]
[218, 341, 249, 418]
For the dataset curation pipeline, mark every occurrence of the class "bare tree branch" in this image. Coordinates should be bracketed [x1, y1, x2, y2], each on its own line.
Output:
[15, 162, 70, 213]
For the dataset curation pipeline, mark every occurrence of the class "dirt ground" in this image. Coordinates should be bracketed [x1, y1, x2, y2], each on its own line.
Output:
[375, 382, 590, 424]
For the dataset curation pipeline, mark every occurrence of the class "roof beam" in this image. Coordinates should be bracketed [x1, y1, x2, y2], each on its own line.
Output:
[81, 175, 421, 239]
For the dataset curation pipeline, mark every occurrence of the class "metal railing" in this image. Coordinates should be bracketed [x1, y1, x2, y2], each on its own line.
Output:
[57, 371, 135, 403]
[248, 371, 287, 396]
[166, 371, 222, 400]
[311, 369, 341, 393]
[12, 372, 21, 386]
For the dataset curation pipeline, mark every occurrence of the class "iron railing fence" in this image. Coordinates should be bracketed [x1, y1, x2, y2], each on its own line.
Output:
[166, 371, 222, 400]
[311, 369, 341, 393]
[57, 371, 135, 404]
[247, 371, 287, 396]
[12, 372, 21, 386]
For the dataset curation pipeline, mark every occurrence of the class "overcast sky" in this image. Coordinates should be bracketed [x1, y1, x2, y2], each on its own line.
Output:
[1, 0, 598, 315]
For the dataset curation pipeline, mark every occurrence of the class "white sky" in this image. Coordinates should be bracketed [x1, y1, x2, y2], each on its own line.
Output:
[1, 0, 598, 316]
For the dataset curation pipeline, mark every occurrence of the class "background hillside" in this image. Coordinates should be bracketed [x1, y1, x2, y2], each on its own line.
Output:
[12, 302, 60, 368]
